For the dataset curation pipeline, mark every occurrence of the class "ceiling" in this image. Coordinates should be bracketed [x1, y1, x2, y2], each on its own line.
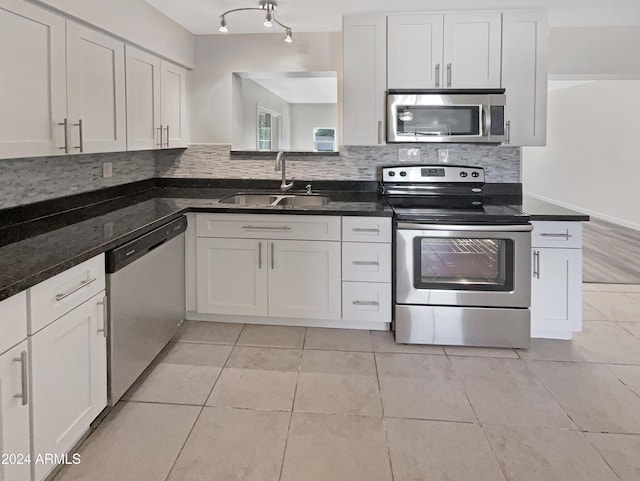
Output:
[251, 77, 338, 104]
[144, 0, 640, 35]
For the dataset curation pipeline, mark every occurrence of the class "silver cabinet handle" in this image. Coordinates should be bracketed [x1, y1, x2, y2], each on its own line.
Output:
[447, 63, 452, 87]
[55, 277, 97, 302]
[352, 261, 379, 266]
[258, 242, 263, 269]
[377, 120, 383, 144]
[157, 125, 164, 147]
[352, 228, 380, 233]
[352, 300, 379, 306]
[13, 351, 28, 406]
[435, 63, 440, 88]
[533, 250, 540, 279]
[165, 125, 170, 148]
[505, 120, 511, 145]
[58, 118, 69, 153]
[73, 119, 84, 152]
[271, 242, 275, 269]
[540, 233, 572, 238]
[242, 225, 292, 231]
[97, 297, 107, 337]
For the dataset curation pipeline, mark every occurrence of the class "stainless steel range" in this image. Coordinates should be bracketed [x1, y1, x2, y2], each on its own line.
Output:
[382, 165, 531, 348]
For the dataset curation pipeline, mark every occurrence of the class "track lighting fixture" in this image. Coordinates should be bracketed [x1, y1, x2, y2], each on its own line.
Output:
[218, 0, 293, 43]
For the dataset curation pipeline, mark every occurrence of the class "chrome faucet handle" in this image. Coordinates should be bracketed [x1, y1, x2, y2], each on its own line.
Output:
[306, 184, 312, 194]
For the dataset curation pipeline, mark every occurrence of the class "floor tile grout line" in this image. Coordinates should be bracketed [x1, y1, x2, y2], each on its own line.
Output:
[578, 430, 625, 481]
[277, 348, 303, 481]
[162, 404, 207, 481]
[477, 422, 513, 481]
[381, 418, 396, 481]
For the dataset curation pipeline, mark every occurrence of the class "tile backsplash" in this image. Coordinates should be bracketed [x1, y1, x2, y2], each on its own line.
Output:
[1, 143, 520, 210]
[156, 144, 521, 183]
[0, 151, 156, 209]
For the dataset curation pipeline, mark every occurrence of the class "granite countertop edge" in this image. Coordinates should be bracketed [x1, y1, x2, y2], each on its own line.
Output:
[0, 188, 391, 302]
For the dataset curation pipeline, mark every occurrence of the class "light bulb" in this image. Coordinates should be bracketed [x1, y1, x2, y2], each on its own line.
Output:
[284, 29, 292, 43]
[219, 16, 228, 32]
[264, 11, 272, 27]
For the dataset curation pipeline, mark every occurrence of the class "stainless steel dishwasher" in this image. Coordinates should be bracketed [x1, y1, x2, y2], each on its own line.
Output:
[106, 216, 187, 405]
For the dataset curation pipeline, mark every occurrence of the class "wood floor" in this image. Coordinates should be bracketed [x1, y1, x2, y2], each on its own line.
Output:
[583, 217, 640, 284]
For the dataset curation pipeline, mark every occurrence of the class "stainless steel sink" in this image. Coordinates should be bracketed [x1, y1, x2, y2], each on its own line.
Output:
[217, 193, 281, 206]
[218, 192, 330, 207]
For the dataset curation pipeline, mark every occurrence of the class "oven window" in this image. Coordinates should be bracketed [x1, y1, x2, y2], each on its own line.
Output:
[413, 237, 514, 291]
[397, 106, 480, 136]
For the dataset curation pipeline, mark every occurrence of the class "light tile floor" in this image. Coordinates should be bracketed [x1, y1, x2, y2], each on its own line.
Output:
[54, 283, 640, 481]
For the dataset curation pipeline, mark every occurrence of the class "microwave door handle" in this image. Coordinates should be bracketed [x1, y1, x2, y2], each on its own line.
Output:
[481, 106, 488, 137]
[415, 131, 447, 136]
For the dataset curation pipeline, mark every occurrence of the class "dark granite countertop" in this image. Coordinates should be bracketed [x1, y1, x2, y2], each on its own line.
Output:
[515, 196, 590, 222]
[0, 181, 590, 303]
[0, 183, 391, 301]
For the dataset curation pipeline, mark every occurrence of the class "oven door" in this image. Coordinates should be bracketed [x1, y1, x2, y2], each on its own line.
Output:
[396, 223, 532, 308]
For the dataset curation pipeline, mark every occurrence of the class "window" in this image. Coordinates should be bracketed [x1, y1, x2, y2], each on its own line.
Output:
[313, 128, 336, 152]
[257, 108, 280, 150]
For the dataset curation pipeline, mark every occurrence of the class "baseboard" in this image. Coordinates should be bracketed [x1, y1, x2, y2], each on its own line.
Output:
[186, 311, 390, 331]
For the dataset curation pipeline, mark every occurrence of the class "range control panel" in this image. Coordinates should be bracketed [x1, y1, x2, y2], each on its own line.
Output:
[382, 164, 485, 183]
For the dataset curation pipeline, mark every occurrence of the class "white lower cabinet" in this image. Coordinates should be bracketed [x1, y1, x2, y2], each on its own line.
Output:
[530, 221, 583, 339]
[0, 341, 31, 481]
[30, 292, 107, 481]
[197, 238, 268, 316]
[268, 240, 341, 319]
[196, 237, 341, 320]
[342, 282, 391, 322]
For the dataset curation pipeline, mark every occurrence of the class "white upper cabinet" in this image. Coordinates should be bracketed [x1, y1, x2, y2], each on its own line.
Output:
[502, 11, 549, 146]
[125, 46, 162, 150]
[443, 12, 502, 88]
[387, 12, 501, 90]
[160, 61, 189, 148]
[388, 14, 444, 89]
[343, 15, 387, 145]
[0, 0, 67, 159]
[66, 22, 127, 154]
[125, 46, 189, 150]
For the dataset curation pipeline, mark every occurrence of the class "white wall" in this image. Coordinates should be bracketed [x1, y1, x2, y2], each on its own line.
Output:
[549, 26, 640, 79]
[240, 79, 291, 150]
[522, 80, 639, 230]
[29, 0, 195, 67]
[290, 104, 338, 151]
[190, 32, 343, 144]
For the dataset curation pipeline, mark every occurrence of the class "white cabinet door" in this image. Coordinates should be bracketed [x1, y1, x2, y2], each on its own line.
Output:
[66, 22, 126, 154]
[196, 238, 268, 316]
[0, 341, 30, 481]
[343, 15, 387, 145]
[443, 12, 502, 88]
[0, 0, 66, 159]
[531, 248, 582, 339]
[160, 61, 189, 148]
[31, 293, 107, 481]
[125, 45, 161, 150]
[268, 240, 341, 319]
[388, 14, 444, 89]
[502, 11, 548, 146]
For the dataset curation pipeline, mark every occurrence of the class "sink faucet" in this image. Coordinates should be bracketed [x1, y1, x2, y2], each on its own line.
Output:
[275, 151, 294, 192]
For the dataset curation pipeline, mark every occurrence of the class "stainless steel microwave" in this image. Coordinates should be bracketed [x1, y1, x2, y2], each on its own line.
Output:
[387, 89, 506, 144]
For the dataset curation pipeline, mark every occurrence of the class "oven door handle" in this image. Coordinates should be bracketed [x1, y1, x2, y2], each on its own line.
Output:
[396, 223, 532, 232]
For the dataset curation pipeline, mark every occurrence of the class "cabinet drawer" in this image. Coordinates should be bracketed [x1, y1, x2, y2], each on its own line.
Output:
[29, 254, 105, 334]
[0, 291, 28, 355]
[342, 216, 391, 243]
[342, 242, 391, 283]
[196, 214, 341, 241]
[531, 221, 582, 249]
[342, 282, 391, 322]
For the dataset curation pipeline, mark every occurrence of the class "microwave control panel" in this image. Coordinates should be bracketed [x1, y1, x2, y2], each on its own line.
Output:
[382, 165, 485, 183]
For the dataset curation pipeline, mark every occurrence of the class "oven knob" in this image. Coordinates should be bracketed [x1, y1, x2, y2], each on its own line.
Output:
[472, 171, 480, 178]
[399, 171, 407, 177]
[388, 171, 396, 177]
[460, 171, 468, 178]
